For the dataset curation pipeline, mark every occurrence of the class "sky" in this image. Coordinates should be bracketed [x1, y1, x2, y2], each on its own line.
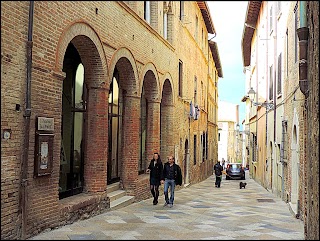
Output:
[207, 1, 248, 128]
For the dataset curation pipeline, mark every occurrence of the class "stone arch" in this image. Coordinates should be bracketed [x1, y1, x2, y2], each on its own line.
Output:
[108, 47, 139, 96]
[57, 21, 109, 195]
[160, 73, 175, 163]
[55, 20, 108, 88]
[140, 63, 161, 169]
[107, 47, 140, 194]
[160, 72, 175, 105]
[139, 62, 160, 102]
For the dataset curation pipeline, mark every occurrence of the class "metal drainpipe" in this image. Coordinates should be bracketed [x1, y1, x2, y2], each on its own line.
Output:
[21, 1, 34, 239]
[297, 1, 309, 97]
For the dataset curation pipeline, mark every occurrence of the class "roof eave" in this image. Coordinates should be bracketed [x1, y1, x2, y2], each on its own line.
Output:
[241, 1, 262, 67]
[209, 41, 223, 78]
[197, 1, 216, 35]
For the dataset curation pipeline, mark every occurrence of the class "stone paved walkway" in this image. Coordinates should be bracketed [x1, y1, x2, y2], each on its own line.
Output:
[29, 173, 304, 240]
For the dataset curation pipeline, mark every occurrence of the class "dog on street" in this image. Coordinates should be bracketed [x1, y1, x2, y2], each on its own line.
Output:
[239, 181, 247, 189]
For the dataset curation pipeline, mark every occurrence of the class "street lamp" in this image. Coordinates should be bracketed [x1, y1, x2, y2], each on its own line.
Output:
[247, 87, 274, 111]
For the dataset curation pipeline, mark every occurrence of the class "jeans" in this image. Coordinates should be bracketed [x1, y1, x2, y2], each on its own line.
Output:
[164, 178, 176, 204]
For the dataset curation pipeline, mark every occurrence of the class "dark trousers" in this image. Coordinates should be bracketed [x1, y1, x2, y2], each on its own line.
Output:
[151, 186, 159, 203]
[215, 175, 222, 187]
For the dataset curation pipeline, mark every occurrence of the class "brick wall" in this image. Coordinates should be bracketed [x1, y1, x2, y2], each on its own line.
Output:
[1, 1, 219, 239]
[1, 2, 33, 239]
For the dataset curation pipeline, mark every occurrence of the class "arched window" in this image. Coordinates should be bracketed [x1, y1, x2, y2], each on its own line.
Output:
[108, 70, 122, 184]
[60, 44, 86, 199]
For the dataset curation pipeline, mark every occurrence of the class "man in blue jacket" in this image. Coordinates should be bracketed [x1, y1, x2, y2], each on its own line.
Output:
[161, 156, 182, 208]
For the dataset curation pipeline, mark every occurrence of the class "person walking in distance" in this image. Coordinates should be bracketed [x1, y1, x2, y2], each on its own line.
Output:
[146, 153, 163, 205]
[161, 156, 182, 208]
[214, 160, 223, 188]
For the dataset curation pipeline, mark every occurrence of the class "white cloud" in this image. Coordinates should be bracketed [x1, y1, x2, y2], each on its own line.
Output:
[207, 1, 248, 126]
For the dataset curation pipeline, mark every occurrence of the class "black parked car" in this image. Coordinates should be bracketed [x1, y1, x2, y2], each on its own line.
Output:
[226, 163, 245, 180]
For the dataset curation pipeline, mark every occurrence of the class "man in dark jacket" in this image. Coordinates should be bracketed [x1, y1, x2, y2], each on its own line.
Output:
[161, 156, 182, 208]
[214, 161, 223, 188]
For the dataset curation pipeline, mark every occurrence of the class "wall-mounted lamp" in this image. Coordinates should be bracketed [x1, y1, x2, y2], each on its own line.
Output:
[247, 87, 274, 111]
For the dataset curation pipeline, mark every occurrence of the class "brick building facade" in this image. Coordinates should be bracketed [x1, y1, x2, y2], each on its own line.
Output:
[242, 1, 319, 239]
[1, 1, 222, 239]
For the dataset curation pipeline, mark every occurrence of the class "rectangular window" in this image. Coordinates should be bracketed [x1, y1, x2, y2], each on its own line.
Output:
[270, 6, 273, 32]
[286, 29, 288, 77]
[195, 15, 198, 41]
[194, 76, 197, 103]
[180, 1, 184, 21]
[144, 1, 151, 24]
[294, 3, 298, 63]
[193, 135, 197, 165]
[269, 65, 273, 101]
[277, 53, 282, 95]
[163, 11, 168, 39]
[253, 134, 257, 162]
[202, 28, 204, 50]
[179, 60, 183, 97]
[276, 1, 281, 16]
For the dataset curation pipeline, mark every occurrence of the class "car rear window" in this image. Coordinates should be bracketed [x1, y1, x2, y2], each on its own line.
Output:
[230, 164, 241, 169]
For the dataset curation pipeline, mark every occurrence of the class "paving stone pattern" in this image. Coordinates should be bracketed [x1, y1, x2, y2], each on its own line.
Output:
[29, 173, 304, 240]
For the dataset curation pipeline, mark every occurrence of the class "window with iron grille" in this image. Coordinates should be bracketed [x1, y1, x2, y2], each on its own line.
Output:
[179, 1, 184, 21]
[269, 65, 273, 100]
[277, 53, 282, 95]
[144, 1, 150, 24]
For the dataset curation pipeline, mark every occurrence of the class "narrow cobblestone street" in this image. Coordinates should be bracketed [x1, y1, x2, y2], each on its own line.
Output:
[29, 172, 304, 240]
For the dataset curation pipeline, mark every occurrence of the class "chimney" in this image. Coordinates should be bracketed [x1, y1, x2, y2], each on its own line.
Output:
[236, 104, 239, 124]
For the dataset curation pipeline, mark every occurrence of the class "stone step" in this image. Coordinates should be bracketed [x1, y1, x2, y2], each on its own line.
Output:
[108, 189, 126, 202]
[107, 182, 120, 193]
[110, 195, 135, 211]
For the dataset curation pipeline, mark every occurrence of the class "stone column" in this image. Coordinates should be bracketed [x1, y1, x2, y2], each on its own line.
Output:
[146, 101, 161, 164]
[121, 95, 140, 195]
[84, 86, 109, 193]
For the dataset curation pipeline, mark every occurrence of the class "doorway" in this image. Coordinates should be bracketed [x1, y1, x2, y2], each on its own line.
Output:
[184, 139, 189, 184]
[59, 43, 86, 199]
[107, 70, 122, 184]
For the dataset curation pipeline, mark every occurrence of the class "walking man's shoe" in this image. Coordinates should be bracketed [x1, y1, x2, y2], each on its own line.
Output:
[169, 204, 173, 208]
[163, 202, 168, 207]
